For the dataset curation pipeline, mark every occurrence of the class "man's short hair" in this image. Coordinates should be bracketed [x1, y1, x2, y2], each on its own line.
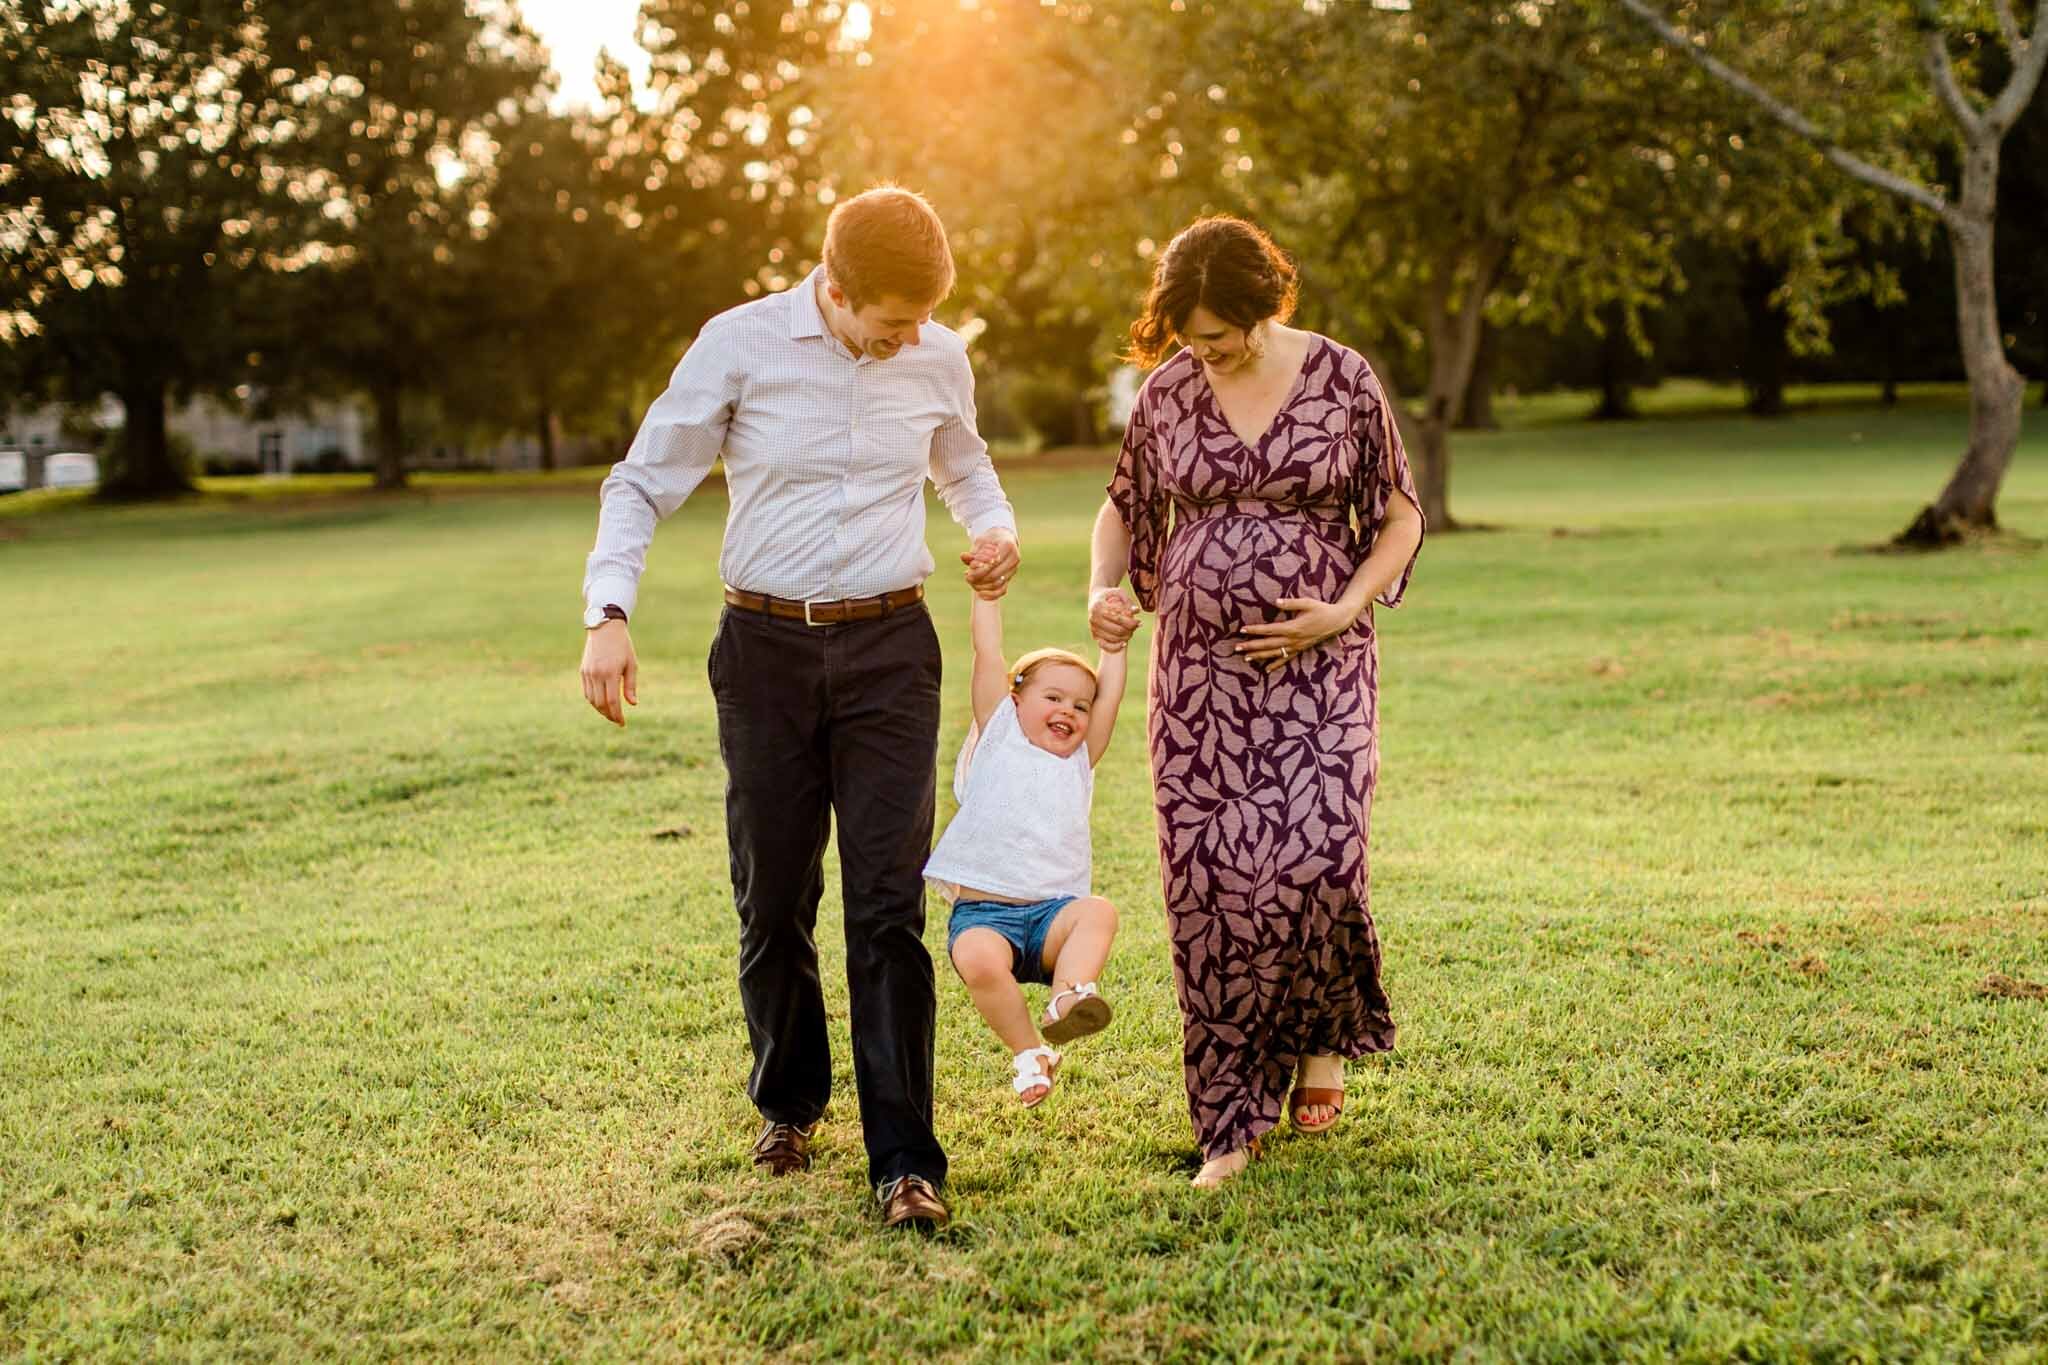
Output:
[822, 186, 956, 310]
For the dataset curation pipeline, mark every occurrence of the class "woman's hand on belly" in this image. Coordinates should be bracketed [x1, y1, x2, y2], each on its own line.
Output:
[1233, 595, 1366, 671]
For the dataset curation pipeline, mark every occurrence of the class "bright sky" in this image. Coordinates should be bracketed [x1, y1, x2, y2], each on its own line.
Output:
[519, 0, 653, 109]
[519, 1, 871, 109]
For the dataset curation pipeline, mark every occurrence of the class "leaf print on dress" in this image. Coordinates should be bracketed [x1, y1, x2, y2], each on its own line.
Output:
[1107, 336, 1424, 1162]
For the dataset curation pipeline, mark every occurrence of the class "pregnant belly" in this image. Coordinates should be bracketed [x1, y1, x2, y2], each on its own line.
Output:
[1160, 514, 1359, 642]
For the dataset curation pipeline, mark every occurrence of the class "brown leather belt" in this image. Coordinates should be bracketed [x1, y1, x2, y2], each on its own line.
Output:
[723, 583, 924, 625]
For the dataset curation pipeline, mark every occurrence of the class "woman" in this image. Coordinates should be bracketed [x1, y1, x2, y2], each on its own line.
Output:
[1087, 216, 1424, 1187]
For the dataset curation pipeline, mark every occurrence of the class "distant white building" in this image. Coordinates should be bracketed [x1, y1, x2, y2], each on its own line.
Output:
[1, 393, 593, 475]
[0, 394, 119, 453]
[0, 396, 117, 488]
[0, 393, 366, 474]
[172, 395, 367, 473]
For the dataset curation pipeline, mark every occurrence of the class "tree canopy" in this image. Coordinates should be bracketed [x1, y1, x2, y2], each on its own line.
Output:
[1618, 0, 2048, 543]
[2, 0, 2039, 533]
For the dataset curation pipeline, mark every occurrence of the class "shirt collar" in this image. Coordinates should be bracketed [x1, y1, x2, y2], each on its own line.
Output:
[788, 266, 828, 341]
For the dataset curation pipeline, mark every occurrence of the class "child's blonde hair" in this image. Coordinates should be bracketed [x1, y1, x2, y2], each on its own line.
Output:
[1009, 647, 1097, 695]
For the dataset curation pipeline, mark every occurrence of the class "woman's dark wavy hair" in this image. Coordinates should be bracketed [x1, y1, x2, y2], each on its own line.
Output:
[1124, 216, 1299, 369]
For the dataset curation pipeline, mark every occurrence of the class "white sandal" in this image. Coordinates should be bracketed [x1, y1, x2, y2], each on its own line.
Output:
[1011, 1045, 1062, 1107]
[1041, 981, 1112, 1045]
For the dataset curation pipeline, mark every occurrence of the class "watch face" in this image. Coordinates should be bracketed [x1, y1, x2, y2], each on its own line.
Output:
[583, 605, 606, 628]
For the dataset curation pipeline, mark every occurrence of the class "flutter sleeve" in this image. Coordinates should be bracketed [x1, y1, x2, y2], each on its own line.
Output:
[1351, 365, 1425, 609]
[1106, 396, 1168, 612]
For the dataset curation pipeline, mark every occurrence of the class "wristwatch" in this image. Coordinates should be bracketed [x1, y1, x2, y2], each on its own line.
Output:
[582, 603, 628, 629]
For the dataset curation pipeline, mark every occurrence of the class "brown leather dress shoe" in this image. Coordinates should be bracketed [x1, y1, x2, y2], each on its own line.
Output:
[877, 1175, 950, 1231]
[750, 1121, 816, 1175]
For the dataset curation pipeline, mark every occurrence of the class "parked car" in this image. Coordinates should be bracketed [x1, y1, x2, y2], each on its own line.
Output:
[0, 452, 23, 494]
[44, 451, 99, 489]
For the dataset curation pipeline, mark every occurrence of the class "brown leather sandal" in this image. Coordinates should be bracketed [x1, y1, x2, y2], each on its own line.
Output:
[1289, 1087, 1344, 1133]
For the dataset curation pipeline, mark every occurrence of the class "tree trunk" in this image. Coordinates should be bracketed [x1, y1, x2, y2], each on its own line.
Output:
[1594, 374, 1638, 419]
[101, 377, 191, 500]
[1895, 195, 2026, 546]
[373, 379, 408, 491]
[1593, 308, 1639, 419]
[1068, 390, 1099, 447]
[1412, 405, 1451, 531]
[1455, 325, 1500, 430]
[1416, 338, 1457, 531]
[537, 404, 558, 473]
[1740, 252, 1789, 416]
[1415, 243, 1508, 531]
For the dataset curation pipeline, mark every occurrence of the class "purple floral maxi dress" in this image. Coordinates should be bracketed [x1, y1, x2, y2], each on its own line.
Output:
[1108, 336, 1423, 1161]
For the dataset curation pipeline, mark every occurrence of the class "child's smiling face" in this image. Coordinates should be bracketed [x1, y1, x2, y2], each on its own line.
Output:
[1015, 662, 1097, 759]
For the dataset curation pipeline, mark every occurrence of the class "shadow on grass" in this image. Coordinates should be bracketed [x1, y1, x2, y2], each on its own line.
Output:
[1840, 526, 2046, 556]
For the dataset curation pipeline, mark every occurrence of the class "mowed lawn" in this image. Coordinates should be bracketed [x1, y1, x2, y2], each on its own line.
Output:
[3, 394, 2047, 1360]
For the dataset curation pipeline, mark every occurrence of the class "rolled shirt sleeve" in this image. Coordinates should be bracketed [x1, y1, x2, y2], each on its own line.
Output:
[582, 331, 737, 620]
[927, 347, 1016, 543]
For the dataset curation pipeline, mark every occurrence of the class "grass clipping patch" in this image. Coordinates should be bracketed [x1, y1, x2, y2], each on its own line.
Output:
[1977, 972, 2048, 1001]
[688, 1210, 766, 1266]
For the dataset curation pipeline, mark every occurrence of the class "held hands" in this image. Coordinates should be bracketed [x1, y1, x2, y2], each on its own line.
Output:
[580, 621, 639, 726]
[1235, 596, 1363, 672]
[961, 527, 1020, 600]
[1088, 585, 1141, 653]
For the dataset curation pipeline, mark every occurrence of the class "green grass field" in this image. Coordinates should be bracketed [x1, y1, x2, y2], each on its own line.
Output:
[4, 393, 2047, 1360]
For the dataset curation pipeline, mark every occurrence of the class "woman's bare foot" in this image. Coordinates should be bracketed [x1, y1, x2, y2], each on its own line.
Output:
[1291, 1054, 1345, 1131]
[1190, 1143, 1256, 1188]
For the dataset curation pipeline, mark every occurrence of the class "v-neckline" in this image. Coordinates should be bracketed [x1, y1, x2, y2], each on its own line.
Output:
[1200, 333, 1321, 451]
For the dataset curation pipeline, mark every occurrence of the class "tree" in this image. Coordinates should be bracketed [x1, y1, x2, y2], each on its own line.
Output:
[277, 1, 548, 490]
[818, 0, 1204, 445]
[1992, 46, 2048, 402]
[1180, 0, 1747, 529]
[627, 0, 843, 313]
[444, 99, 670, 470]
[1618, 0, 2048, 545]
[1, 1, 330, 498]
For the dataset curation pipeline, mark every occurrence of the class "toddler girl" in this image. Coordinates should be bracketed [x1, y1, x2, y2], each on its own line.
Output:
[924, 591, 1129, 1106]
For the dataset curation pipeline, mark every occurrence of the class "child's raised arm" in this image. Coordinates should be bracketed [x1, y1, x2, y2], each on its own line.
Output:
[1085, 632, 1131, 767]
[968, 594, 1010, 731]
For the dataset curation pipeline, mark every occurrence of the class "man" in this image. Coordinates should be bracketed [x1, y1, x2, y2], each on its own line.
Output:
[578, 187, 1018, 1232]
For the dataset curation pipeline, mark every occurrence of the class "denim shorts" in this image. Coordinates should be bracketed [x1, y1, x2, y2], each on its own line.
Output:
[946, 896, 1077, 986]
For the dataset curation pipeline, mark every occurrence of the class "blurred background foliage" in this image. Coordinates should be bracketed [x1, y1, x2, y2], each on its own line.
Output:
[3, 0, 2043, 510]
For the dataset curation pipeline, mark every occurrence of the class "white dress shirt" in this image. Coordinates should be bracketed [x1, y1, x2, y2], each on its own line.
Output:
[583, 267, 1016, 619]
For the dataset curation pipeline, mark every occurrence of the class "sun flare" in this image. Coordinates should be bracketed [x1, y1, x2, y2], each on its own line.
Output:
[518, 0, 652, 109]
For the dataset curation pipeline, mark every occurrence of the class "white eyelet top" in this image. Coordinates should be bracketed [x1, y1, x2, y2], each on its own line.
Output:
[923, 695, 1093, 903]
